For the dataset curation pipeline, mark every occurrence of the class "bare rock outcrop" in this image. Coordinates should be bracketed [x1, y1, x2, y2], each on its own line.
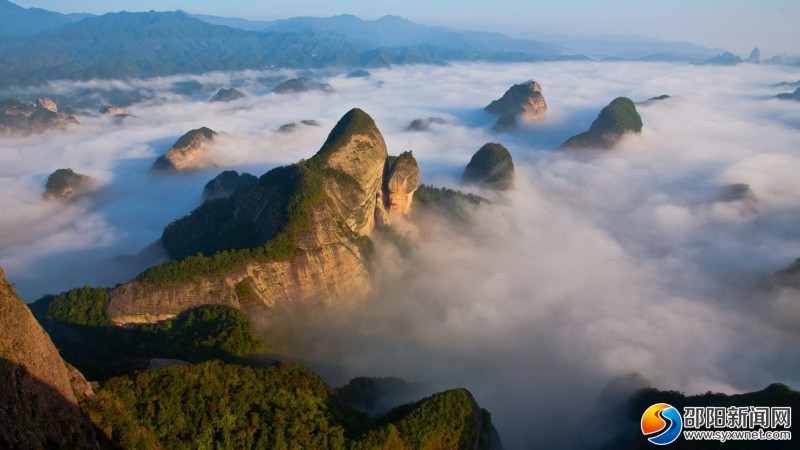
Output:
[0, 267, 102, 449]
[36, 97, 58, 113]
[100, 106, 125, 115]
[0, 98, 79, 136]
[485, 80, 547, 130]
[151, 127, 217, 172]
[382, 151, 420, 218]
[310, 108, 388, 236]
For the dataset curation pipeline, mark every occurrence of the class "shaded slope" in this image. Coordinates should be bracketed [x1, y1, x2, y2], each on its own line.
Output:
[0, 267, 103, 449]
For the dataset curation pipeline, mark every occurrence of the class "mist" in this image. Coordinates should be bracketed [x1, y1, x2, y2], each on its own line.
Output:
[2, 61, 800, 448]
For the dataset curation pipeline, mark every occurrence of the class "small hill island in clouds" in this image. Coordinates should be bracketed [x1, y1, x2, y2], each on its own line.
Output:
[1, 0, 800, 449]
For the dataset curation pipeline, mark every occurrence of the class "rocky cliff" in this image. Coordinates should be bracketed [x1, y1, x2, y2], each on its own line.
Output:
[151, 126, 217, 171]
[560, 97, 643, 149]
[382, 151, 420, 218]
[0, 97, 78, 135]
[485, 80, 547, 130]
[0, 267, 103, 449]
[105, 108, 417, 325]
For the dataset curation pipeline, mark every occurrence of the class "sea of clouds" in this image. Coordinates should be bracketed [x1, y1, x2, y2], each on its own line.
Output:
[1, 61, 799, 448]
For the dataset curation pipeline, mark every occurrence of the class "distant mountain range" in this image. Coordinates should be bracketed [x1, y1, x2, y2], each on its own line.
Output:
[518, 31, 726, 60]
[0, 8, 556, 87]
[0, 0, 793, 87]
[0, 0, 92, 36]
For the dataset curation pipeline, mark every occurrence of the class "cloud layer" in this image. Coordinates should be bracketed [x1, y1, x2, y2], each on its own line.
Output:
[1, 61, 800, 448]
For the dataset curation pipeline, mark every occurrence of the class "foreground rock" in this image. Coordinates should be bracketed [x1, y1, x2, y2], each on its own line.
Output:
[210, 87, 245, 102]
[560, 97, 643, 149]
[201, 170, 257, 202]
[44, 168, 95, 200]
[0, 98, 78, 135]
[0, 267, 103, 449]
[273, 77, 333, 94]
[151, 127, 217, 172]
[485, 80, 547, 130]
[462, 143, 515, 190]
[106, 108, 413, 325]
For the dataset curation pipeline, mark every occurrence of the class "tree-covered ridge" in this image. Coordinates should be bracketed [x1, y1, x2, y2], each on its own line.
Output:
[413, 184, 487, 221]
[561, 97, 643, 149]
[161, 198, 258, 260]
[41, 286, 110, 326]
[83, 361, 498, 450]
[462, 143, 515, 189]
[142, 162, 325, 284]
[32, 292, 264, 380]
[0, 9, 553, 88]
[202, 170, 258, 202]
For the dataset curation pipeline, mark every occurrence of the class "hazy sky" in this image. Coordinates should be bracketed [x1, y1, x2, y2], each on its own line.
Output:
[12, 0, 800, 55]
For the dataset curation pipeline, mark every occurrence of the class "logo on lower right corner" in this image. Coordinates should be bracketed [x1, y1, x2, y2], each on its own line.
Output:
[641, 403, 683, 445]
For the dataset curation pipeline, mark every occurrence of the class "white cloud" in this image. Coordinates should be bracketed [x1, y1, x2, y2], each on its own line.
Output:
[1, 60, 800, 448]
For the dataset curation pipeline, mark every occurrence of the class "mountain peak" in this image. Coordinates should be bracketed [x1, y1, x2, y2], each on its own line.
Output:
[377, 15, 411, 23]
[561, 97, 642, 149]
[315, 108, 383, 160]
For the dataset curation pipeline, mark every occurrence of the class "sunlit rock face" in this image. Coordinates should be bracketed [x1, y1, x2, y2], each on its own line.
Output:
[0, 97, 78, 135]
[485, 80, 547, 130]
[35, 97, 58, 112]
[151, 127, 217, 172]
[383, 151, 420, 218]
